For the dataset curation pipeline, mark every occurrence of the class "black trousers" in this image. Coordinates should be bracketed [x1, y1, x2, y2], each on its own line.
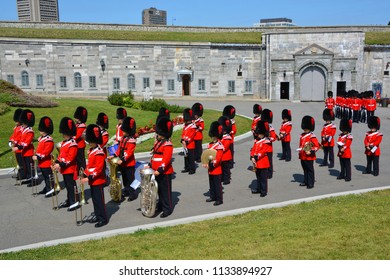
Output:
[76, 147, 86, 175]
[300, 160, 315, 187]
[281, 141, 291, 161]
[230, 143, 235, 164]
[322, 146, 334, 167]
[119, 166, 137, 198]
[156, 173, 173, 215]
[209, 174, 223, 203]
[22, 155, 33, 180]
[267, 151, 273, 179]
[184, 148, 196, 172]
[255, 168, 268, 195]
[352, 110, 360, 123]
[194, 139, 203, 162]
[339, 157, 351, 180]
[221, 160, 231, 183]
[63, 173, 76, 205]
[367, 110, 375, 119]
[15, 152, 25, 179]
[40, 167, 53, 193]
[91, 184, 108, 223]
[366, 155, 380, 176]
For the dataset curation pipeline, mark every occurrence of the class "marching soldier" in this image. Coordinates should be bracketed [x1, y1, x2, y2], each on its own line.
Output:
[325, 91, 335, 111]
[223, 105, 236, 165]
[150, 116, 174, 218]
[298, 116, 320, 189]
[181, 108, 197, 174]
[204, 121, 224, 206]
[73, 106, 88, 174]
[278, 109, 292, 162]
[9, 108, 24, 180]
[337, 119, 353, 182]
[192, 102, 204, 163]
[53, 117, 78, 211]
[250, 121, 271, 197]
[251, 104, 262, 139]
[110, 116, 138, 201]
[320, 109, 336, 168]
[218, 116, 233, 185]
[115, 107, 127, 143]
[81, 124, 108, 228]
[261, 109, 276, 179]
[33, 116, 54, 195]
[12, 109, 35, 185]
[363, 116, 382, 176]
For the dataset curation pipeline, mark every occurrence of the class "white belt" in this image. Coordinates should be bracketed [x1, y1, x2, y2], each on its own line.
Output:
[152, 158, 163, 162]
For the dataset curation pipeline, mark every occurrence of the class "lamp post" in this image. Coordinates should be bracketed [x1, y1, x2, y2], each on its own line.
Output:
[100, 59, 105, 72]
[25, 59, 30, 67]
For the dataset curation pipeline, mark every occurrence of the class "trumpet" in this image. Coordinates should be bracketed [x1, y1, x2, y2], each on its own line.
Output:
[74, 185, 83, 226]
[51, 155, 61, 192]
[55, 141, 61, 152]
[31, 159, 39, 197]
[49, 173, 59, 210]
[79, 167, 87, 206]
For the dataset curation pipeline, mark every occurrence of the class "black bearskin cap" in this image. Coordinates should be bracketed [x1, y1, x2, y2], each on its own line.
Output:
[85, 124, 103, 145]
[223, 105, 236, 119]
[59, 117, 76, 136]
[261, 109, 273, 124]
[19, 109, 35, 127]
[96, 112, 109, 129]
[208, 121, 223, 139]
[116, 107, 127, 120]
[253, 104, 263, 115]
[218, 116, 232, 134]
[301, 115, 315, 131]
[73, 106, 88, 123]
[255, 120, 269, 137]
[13, 108, 23, 122]
[282, 109, 292, 121]
[322, 109, 335, 121]
[121, 117, 136, 136]
[38, 116, 53, 135]
[327, 91, 333, 98]
[156, 116, 173, 139]
[340, 118, 352, 133]
[191, 103, 204, 117]
[156, 107, 170, 124]
[368, 116, 380, 130]
[183, 108, 194, 122]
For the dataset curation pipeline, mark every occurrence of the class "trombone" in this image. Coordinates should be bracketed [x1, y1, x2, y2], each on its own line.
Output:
[75, 167, 87, 226]
[49, 173, 59, 211]
[31, 160, 39, 197]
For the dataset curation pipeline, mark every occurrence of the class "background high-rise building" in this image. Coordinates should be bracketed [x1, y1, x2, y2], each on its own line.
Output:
[17, 0, 59, 22]
[142, 7, 167, 25]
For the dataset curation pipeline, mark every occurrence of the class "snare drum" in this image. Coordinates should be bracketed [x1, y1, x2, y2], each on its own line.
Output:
[107, 143, 119, 156]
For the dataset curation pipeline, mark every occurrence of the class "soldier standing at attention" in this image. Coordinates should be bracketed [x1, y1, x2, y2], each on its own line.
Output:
[192, 102, 204, 163]
[363, 116, 382, 176]
[337, 119, 353, 182]
[73, 106, 88, 174]
[320, 109, 336, 168]
[278, 109, 292, 162]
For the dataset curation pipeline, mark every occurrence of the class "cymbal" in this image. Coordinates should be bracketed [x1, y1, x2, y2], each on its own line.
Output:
[201, 149, 217, 165]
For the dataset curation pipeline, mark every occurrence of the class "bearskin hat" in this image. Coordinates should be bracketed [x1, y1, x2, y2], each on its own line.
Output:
[340, 118, 352, 133]
[367, 90, 374, 98]
[156, 116, 173, 139]
[368, 116, 380, 130]
[121, 117, 136, 136]
[218, 116, 232, 134]
[255, 120, 269, 137]
[281, 109, 292, 121]
[116, 107, 127, 120]
[327, 91, 333, 98]
[19, 109, 35, 127]
[96, 112, 109, 129]
[73, 106, 88, 123]
[322, 109, 335, 121]
[253, 104, 263, 115]
[85, 124, 103, 145]
[301, 115, 315, 131]
[13, 108, 23, 122]
[38, 116, 53, 135]
[59, 117, 76, 136]
[191, 102, 204, 117]
[223, 105, 236, 119]
[261, 109, 273, 124]
[208, 121, 223, 139]
[183, 108, 194, 122]
[156, 107, 170, 124]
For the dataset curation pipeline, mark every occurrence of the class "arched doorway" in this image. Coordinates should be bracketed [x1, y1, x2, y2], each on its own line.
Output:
[182, 74, 191, 96]
[300, 66, 326, 101]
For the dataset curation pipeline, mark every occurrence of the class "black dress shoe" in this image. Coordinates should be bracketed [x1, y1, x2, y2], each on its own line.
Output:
[95, 221, 108, 228]
[88, 216, 99, 223]
[160, 212, 171, 218]
[127, 194, 138, 202]
[38, 190, 46, 195]
[306, 185, 314, 189]
[21, 179, 31, 185]
[206, 198, 215, 202]
[188, 170, 195, 175]
[299, 183, 306, 186]
[213, 201, 223, 206]
[279, 157, 286, 160]
[362, 171, 371, 174]
[373, 173, 379, 176]
[181, 169, 189, 173]
[285, 159, 291, 162]
[319, 164, 327, 167]
[328, 165, 334, 168]
[223, 181, 230, 185]
[58, 201, 70, 208]
[337, 176, 344, 180]
[345, 178, 351, 182]
[251, 190, 260, 194]
[260, 193, 267, 197]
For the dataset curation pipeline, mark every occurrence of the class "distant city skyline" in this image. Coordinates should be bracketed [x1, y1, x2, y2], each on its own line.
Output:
[1, 0, 389, 27]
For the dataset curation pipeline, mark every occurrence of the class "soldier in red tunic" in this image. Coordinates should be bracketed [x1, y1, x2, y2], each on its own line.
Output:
[54, 117, 78, 210]
[33, 116, 54, 195]
[218, 116, 233, 185]
[181, 108, 197, 174]
[96, 112, 109, 155]
[150, 116, 174, 218]
[73, 106, 87, 174]
[115, 107, 127, 143]
[9, 108, 24, 180]
[337, 119, 353, 182]
[298, 116, 320, 189]
[363, 116, 382, 176]
[192, 102, 204, 163]
[325, 91, 335, 110]
[204, 121, 224, 206]
[261, 109, 276, 179]
[81, 124, 108, 228]
[365, 91, 377, 119]
[223, 105, 236, 166]
[251, 104, 262, 139]
[250, 121, 272, 197]
[278, 109, 292, 162]
[320, 109, 336, 168]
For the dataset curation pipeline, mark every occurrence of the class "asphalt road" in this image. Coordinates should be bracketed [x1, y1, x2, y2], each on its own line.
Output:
[0, 100, 389, 252]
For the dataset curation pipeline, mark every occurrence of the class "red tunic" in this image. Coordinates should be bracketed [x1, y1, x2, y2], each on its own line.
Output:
[230, 121, 237, 142]
[366, 98, 377, 112]
[35, 135, 54, 168]
[84, 146, 107, 186]
[9, 125, 23, 154]
[74, 122, 86, 149]
[279, 121, 292, 142]
[115, 136, 136, 167]
[151, 139, 174, 174]
[298, 132, 320, 160]
[351, 98, 362, 111]
[337, 133, 353, 158]
[115, 124, 124, 142]
[57, 138, 78, 176]
[19, 126, 35, 157]
[101, 129, 109, 155]
[325, 97, 335, 110]
[220, 134, 232, 162]
[321, 123, 337, 147]
[250, 137, 271, 169]
[193, 117, 204, 141]
[251, 116, 261, 134]
[364, 131, 382, 156]
[181, 123, 197, 150]
[207, 141, 224, 175]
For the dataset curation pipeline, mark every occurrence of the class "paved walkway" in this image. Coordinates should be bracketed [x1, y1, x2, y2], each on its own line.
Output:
[0, 100, 389, 253]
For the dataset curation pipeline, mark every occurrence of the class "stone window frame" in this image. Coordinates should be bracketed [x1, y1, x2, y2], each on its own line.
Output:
[127, 74, 135, 90]
[74, 72, 82, 88]
[113, 77, 120, 90]
[143, 77, 150, 89]
[60, 76, 67, 88]
[7, 74, 14, 85]
[21, 71, 29, 87]
[167, 79, 175, 91]
[36, 74, 44, 88]
[245, 80, 253, 93]
[228, 80, 235, 93]
[198, 79, 206, 91]
[89, 76, 96, 88]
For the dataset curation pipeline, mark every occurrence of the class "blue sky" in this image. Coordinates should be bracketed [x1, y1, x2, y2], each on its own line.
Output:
[0, 0, 389, 27]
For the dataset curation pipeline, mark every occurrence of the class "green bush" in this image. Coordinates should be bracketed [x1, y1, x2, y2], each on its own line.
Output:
[107, 91, 134, 106]
[0, 103, 10, 115]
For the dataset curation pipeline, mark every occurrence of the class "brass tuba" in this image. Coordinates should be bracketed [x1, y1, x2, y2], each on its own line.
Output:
[108, 157, 122, 202]
[140, 168, 158, 217]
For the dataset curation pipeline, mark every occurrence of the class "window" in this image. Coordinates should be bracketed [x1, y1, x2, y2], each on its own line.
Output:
[143, 77, 150, 89]
[127, 74, 135, 90]
[198, 79, 206, 91]
[74, 72, 82, 88]
[245, 80, 253, 92]
[228, 81, 235, 93]
[168, 79, 175, 91]
[113, 77, 120, 90]
[21, 71, 29, 87]
[7, 74, 14, 84]
[89, 76, 96, 88]
[36, 74, 44, 87]
[60, 76, 67, 88]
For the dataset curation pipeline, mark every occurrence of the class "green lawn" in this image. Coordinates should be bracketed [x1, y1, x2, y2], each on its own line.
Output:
[0, 98, 252, 168]
[1, 189, 389, 260]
